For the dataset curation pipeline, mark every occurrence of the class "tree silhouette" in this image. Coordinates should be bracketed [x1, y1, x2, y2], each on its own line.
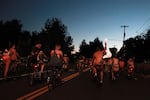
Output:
[0, 19, 22, 50]
[1, 18, 150, 63]
[17, 31, 32, 57]
[79, 37, 104, 58]
[0, 18, 74, 57]
[122, 29, 150, 62]
[39, 18, 74, 56]
[79, 39, 88, 57]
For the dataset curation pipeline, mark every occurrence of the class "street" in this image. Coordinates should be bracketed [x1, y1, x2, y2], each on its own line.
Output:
[36, 71, 150, 100]
[0, 67, 150, 100]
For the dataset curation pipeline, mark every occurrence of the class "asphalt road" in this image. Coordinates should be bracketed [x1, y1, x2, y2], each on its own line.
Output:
[1, 68, 150, 100]
[36, 71, 150, 100]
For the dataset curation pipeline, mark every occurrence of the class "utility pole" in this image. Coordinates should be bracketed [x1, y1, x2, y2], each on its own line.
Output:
[121, 25, 129, 42]
[120, 25, 129, 57]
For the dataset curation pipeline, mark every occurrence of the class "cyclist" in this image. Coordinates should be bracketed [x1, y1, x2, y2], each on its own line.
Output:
[92, 42, 107, 84]
[111, 54, 119, 80]
[127, 57, 135, 78]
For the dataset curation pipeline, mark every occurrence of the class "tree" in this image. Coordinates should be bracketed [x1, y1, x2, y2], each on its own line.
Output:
[0, 19, 22, 50]
[17, 31, 32, 57]
[120, 29, 150, 62]
[79, 37, 104, 58]
[79, 39, 88, 57]
[39, 18, 74, 56]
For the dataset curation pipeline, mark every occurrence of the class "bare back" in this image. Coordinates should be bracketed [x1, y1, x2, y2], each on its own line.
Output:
[9, 48, 17, 61]
[93, 50, 105, 65]
[50, 50, 63, 59]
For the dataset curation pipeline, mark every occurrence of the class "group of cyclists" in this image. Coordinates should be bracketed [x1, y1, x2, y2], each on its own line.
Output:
[88, 42, 136, 86]
[0, 43, 69, 82]
[0, 41, 136, 88]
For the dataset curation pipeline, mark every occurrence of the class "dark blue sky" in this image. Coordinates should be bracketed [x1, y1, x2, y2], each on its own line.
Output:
[1, 0, 150, 56]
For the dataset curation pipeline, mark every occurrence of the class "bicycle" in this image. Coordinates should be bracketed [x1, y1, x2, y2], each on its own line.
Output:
[47, 67, 62, 91]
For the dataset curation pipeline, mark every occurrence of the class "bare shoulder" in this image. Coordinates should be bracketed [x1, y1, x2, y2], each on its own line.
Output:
[50, 50, 55, 55]
[59, 50, 63, 56]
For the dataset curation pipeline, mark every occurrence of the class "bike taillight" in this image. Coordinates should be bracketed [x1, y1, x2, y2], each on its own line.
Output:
[130, 67, 134, 71]
[34, 64, 38, 68]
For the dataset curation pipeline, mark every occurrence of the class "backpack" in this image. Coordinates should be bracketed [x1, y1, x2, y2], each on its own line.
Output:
[50, 51, 63, 67]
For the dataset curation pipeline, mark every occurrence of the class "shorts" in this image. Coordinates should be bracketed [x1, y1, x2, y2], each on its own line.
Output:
[94, 64, 104, 71]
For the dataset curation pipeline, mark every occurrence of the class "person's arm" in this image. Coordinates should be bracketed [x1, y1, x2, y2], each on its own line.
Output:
[103, 42, 107, 55]
[50, 50, 54, 57]
[91, 54, 95, 66]
[104, 42, 107, 51]
[60, 51, 64, 59]
[42, 52, 48, 59]
[16, 52, 20, 59]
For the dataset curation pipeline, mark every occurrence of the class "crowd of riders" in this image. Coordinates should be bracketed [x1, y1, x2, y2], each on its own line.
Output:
[0, 41, 136, 86]
[75, 42, 136, 86]
[88, 42, 136, 86]
[0, 42, 70, 81]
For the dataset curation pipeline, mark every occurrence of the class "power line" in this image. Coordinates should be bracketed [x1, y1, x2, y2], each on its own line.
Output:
[139, 25, 150, 36]
[108, 38, 122, 42]
[126, 18, 150, 38]
[136, 17, 150, 34]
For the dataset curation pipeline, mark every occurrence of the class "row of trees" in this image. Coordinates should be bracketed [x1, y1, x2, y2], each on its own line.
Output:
[0, 18, 74, 57]
[0, 18, 150, 62]
[121, 30, 150, 62]
[78, 37, 118, 59]
[78, 38, 104, 58]
[78, 29, 150, 63]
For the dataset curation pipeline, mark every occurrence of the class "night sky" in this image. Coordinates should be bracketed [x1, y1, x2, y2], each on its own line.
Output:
[1, 0, 150, 57]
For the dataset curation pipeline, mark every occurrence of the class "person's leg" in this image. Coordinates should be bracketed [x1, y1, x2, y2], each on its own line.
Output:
[130, 66, 134, 76]
[40, 63, 45, 73]
[77, 62, 80, 71]
[4, 59, 11, 79]
[100, 71, 103, 83]
[128, 66, 131, 76]
[93, 67, 97, 77]
[111, 68, 115, 80]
